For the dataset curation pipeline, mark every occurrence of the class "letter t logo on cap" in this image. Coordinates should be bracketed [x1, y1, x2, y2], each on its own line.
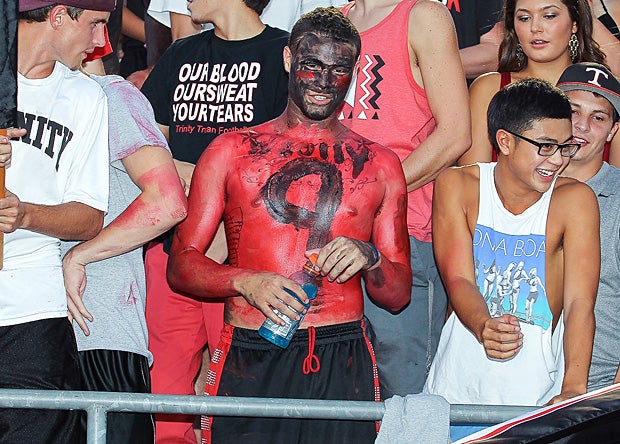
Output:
[585, 67, 609, 87]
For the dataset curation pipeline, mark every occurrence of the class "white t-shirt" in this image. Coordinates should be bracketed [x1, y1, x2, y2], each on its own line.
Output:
[0, 62, 109, 327]
[147, 0, 348, 31]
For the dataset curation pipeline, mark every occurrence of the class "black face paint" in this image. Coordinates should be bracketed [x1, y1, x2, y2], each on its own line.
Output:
[289, 34, 357, 121]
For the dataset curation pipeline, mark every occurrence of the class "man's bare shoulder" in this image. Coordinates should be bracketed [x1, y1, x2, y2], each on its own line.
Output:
[434, 165, 480, 224]
[436, 164, 480, 187]
[470, 72, 502, 97]
[435, 164, 480, 207]
[551, 176, 599, 221]
[553, 176, 598, 204]
[194, 129, 257, 168]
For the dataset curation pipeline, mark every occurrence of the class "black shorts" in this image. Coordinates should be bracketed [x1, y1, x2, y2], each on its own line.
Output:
[78, 349, 154, 444]
[0, 317, 81, 444]
[203, 320, 379, 444]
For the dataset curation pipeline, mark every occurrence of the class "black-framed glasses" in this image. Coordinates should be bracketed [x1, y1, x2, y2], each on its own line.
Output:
[503, 128, 581, 158]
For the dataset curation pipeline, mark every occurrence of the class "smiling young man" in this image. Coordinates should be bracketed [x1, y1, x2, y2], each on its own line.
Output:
[424, 79, 600, 412]
[166, 8, 411, 444]
[557, 62, 620, 392]
[0, 1, 113, 442]
[140, 1, 290, 440]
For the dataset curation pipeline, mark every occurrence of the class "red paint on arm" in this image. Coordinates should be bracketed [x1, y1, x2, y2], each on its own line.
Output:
[167, 133, 248, 298]
[113, 162, 187, 230]
[361, 146, 412, 313]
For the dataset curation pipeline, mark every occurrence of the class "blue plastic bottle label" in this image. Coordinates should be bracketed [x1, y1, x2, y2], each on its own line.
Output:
[258, 284, 317, 348]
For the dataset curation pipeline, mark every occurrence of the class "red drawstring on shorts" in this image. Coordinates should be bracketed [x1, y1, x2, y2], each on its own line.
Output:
[302, 326, 320, 374]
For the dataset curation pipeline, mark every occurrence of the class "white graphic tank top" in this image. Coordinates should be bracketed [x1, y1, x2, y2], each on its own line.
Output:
[424, 163, 564, 406]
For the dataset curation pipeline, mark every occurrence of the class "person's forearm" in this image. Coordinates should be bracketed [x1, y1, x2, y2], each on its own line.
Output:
[167, 246, 252, 298]
[364, 258, 411, 313]
[64, 189, 187, 266]
[446, 277, 491, 341]
[459, 42, 500, 79]
[82, 59, 106, 76]
[401, 127, 471, 192]
[204, 222, 228, 264]
[122, 6, 146, 43]
[561, 300, 595, 394]
[460, 21, 503, 79]
[169, 12, 201, 41]
[173, 158, 196, 195]
[22, 202, 103, 240]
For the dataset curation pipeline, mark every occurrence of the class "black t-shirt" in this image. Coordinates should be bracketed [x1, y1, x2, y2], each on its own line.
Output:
[445, 0, 503, 49]
[142, 25, 289, 252]
[142, 25, 290, 165]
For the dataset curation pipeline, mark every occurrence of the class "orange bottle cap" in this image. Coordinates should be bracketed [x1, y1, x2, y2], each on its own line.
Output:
[303, 253, 321, 275]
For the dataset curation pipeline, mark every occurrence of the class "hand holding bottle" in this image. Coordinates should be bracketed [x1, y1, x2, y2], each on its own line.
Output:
[233, 270, 309, 325]
[258, 254, 321, 348]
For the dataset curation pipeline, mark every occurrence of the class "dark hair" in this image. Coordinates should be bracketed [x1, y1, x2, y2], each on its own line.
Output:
[487, 78, 572, 151]
[19, 4, 83, 22]
[243, 0, 270, 15]
[498, 0, 607, 72]
[289, 7, 361, 59]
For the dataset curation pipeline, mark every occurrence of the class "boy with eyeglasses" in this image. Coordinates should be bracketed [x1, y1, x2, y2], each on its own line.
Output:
[424, 79, 600, 412]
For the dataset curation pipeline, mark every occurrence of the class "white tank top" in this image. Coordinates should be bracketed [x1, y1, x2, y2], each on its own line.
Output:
[424, 163, 564, 406]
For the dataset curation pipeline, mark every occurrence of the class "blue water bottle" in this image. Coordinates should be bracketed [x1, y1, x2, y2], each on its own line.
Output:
[258, 254, 321, 348]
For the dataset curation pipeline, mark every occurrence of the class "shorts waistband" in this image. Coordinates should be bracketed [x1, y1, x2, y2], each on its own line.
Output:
[225, 320, 365, 350]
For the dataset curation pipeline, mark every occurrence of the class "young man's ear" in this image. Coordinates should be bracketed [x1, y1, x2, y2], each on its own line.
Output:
[496, 129, 513, 156]
[607, 121, 619, 143]
[283, 46, 292, 74]
[49, 5, 67, 30]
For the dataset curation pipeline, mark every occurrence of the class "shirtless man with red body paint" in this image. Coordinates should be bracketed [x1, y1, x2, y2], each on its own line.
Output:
[167, 8, 411, 444]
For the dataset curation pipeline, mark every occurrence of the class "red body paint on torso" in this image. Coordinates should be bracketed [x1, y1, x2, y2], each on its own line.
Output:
[197, 119, 390, 328]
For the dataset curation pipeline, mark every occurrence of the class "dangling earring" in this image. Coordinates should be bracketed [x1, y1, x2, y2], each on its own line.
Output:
[568, 33, 579, 61]
[516, 43, 525, 66]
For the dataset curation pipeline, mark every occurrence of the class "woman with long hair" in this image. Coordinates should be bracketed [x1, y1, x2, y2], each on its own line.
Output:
[459, 0, 608, 165]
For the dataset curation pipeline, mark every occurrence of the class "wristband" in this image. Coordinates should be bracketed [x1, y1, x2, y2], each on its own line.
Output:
[366, 242, 381, 270]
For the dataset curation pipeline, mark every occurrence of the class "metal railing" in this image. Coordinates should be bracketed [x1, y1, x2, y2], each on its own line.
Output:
[0, 389, 535, 443]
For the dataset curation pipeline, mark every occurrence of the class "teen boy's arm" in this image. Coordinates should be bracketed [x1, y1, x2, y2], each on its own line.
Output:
[433, 166, 523, 359]
[548, 180, 600, 404]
